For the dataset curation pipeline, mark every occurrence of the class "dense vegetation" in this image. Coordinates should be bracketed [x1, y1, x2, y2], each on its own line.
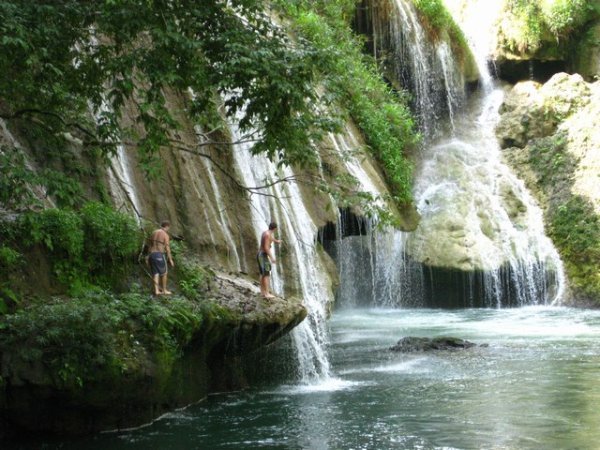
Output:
[0, 203, 140, 305]
[0, 292, 205, 389]
[276, 0, 418, 204]
[497, 0, 600, 57]
[0, 204, 229, 389]
[0, 0, 343, 209]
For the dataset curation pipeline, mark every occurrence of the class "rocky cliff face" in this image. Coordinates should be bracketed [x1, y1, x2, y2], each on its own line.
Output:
[490, 0, 600, 82]
[496, 73, 600, 304]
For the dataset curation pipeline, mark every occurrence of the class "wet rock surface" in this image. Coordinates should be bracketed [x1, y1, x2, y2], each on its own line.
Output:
[390, 336, 483, 352]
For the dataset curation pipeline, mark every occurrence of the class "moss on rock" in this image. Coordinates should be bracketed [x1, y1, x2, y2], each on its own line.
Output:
[0, 260, 307, 436]
[497, 73, 600, 305]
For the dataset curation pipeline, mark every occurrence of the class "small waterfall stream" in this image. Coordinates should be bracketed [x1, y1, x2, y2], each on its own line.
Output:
[107, 144, 143, 222]
[366, 0, 466, 137]
[228, 122, 334, 382]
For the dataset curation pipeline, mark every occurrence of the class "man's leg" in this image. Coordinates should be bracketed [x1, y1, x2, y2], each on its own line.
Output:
[161, 274, 172, 295]
[153, 274, 162, 295]
[260, 274, 267, 296]
[263, 274, 274, 298]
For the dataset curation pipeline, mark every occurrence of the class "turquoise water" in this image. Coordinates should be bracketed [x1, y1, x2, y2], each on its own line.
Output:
[19, 307, 600, 449]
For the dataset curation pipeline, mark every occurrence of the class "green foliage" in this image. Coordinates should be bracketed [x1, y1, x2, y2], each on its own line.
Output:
[498, 0, 598, 55]
[0, 291, 204, 389]
[0, 145, 83, 210]
[0, 245, 21, 269]
[178, 262, 211, 301]
[12, 203, 140, 292]
[549, 196, 600, 298]
[19, 208, 83, 256]
[81, 202, 140, 268]
[540, 0, 596, 36]
[0, 0, 340, 194]
[0, 245, 23, 313]
[276, 0, 418, 204]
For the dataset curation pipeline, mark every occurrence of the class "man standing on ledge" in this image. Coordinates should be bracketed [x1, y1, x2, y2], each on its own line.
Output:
[257, 221, 282, 299]
[148, 220, 175, 296]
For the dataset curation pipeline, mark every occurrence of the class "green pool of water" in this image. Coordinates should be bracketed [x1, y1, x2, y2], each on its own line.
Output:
[18, 307, 600, 449]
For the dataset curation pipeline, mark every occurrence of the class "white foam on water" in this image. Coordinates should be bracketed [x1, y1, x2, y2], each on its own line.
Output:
[272, 378, 371, 395]
[340, 358, 431, 375]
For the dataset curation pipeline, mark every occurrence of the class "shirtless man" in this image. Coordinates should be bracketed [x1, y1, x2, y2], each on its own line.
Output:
[148, 220, 175, 295]
[257, 222, 282, 299]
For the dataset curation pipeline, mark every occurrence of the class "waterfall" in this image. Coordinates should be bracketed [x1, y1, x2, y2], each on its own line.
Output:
[332, 0, 564, 307]
[366, 0, 466, 137]
[325, 127, 425, 308]
[91, 99, 143, 222]
[107, 144, 143, 222]
[228, 121, 334, 382]
[407, 0, 564, 306]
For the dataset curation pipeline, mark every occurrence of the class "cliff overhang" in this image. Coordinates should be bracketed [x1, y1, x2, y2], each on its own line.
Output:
[0, 271, 307, 437]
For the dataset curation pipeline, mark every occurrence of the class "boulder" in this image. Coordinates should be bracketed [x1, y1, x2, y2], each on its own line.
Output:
[390, 336, 482, 352]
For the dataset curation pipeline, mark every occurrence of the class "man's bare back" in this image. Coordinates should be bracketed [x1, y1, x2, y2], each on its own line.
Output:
[149, 228, 169, 254]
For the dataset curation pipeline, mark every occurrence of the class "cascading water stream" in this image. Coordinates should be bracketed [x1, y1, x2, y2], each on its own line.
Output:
[407, 1, 563, 306]
[333, 0, 564, 308]
[228, 121, 334, 382]
[408, 0, 565, 306]
[366, 0, 466, 138]
[92, 99, 143, 222]
[326, 127, 425, 308]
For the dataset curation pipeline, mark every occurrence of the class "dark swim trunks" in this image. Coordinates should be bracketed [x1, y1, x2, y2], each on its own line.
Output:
[257, 251, 271, 276]
[149, 252, 167, 276]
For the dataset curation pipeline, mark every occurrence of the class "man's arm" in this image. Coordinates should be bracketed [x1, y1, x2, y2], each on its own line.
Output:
[164, 231, 174, 267]
[263, 232, 276, 263]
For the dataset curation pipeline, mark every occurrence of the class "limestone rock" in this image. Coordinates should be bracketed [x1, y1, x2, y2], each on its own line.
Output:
[496, 73, 590, 149]
[497, 73, 600, 304]
[390, 336, 482, 352]
[498, 74, 600, 214]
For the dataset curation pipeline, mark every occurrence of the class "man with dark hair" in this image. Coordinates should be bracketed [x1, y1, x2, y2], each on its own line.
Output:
[257, 221, 282, 298]
[148, 220, 174, 295]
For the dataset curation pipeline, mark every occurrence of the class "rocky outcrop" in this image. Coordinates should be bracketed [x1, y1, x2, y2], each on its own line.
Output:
[0, 271, 306, 436]
[390, 336, 482, 352]
[497, 73, 600, 304]
[492, 1, 599, 82]
[496, 73, 592, 149]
